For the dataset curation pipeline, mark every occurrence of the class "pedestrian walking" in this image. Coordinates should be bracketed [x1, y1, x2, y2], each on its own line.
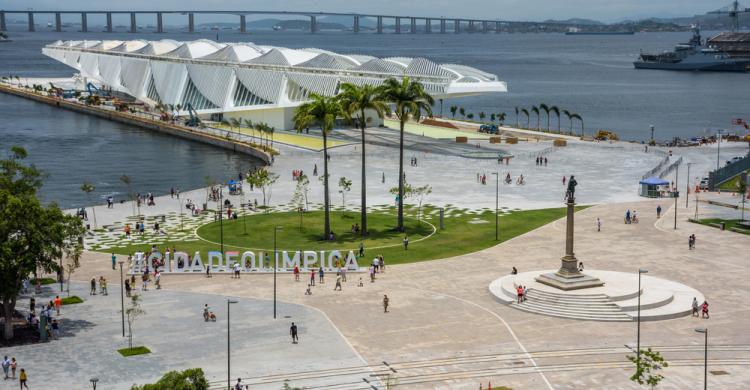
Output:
[155, 271, 161, 289]
[334, 275, 342, 291]
[19, 368, 28, 389]
[2, 356, 10, 379]
[111, 253, 117, 270]
[701, 301, 710, 319]
[293, 265, 300, 281]
[89, 278, 96, 295]
[656, 205, 662, 219]
[53, 295, 62, 316]
[516, 286, 524, 304]
[383, 295, 389, 313]
[9, 358, 15, 379]
[403, 236, 409, 250]
[51, 319, 60, 339]
[310, 269, 316, 286]
[522, 286, 528, 302]
[578, 262, 584, 272]
[369, 266, 375, 283]
[100, 277, 108, 295]
[596, 217, 601, 232]
[290, 322, 299, 344]
[125, 280, 131, 297]
[692, 297, 699, 317]
[318, 267, 325, 283]
[233, 262, 241, 278]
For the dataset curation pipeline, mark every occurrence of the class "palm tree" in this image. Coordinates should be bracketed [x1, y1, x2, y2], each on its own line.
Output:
[338, 83, 388, 239]
[293, 94, 344, 238]
[269, 126, 275, 148]
[490, 113, 496, 122]
[380, 77, 434, 231]
[243, 119, 255, 145]
[514, 106, 519, 127]
[550, 106, 561, 133]
[563, 110, 573, 134]
[571, 113, 584, 137]
[531, 106, 540, 130]
[450, 105, 458, 118]
[81, 182, 97, 229]
[521, 108, 530, 128]
[539, 103, 550, 132]
[479, 112, 486, 122]
[467, 113, 474, 120]
[230, 117, 242, 138]
[459, 107, 466, 119]
[497, 112, 506, 126]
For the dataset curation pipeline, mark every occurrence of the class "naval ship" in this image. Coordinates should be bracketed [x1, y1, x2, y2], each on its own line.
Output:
[634, 26, 750, 71]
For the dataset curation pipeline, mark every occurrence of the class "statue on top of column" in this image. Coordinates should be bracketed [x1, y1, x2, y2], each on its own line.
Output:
[565, 175, 577, 201]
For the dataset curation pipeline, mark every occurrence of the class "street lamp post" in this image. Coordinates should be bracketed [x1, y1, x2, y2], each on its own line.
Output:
[650, 125, 654, 144]
[674, 164, 679, 230]
[227, 299, 238, 390]
[119, 261, 125, 337]
[491, 172, 499, 240]
[716, 129, 723, 171]
[89, 377, 99, 390]
[219, 187, 224, 255]
[636, 268, 648, 363]
[695, 328, 708, 390]
[686, 163, 691, 208]
[273, 226, 283, 319]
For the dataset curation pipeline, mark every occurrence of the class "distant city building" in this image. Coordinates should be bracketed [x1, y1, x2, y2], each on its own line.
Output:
[43, 39, 507, 129]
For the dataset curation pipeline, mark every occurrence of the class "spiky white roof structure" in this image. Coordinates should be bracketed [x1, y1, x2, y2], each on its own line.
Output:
[43, 39, 507, 114]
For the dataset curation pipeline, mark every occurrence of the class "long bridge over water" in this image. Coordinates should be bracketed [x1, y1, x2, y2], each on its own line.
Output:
[0, 10, 568, 34]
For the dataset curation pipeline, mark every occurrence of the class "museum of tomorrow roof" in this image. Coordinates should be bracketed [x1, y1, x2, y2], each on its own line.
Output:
[42, 39, 507, 117]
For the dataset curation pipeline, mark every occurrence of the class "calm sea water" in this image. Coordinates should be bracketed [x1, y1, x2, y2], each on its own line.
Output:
[1, 29, 748, 207]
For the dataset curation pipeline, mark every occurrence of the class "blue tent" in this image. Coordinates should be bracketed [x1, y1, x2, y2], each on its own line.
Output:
[639, 176, 670, 197]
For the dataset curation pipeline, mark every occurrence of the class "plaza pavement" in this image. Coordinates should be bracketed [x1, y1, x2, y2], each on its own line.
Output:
[49, 194, 750, 389]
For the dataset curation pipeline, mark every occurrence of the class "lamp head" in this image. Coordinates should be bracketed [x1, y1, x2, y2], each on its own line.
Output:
[228, 299, 238, 304]
[694, 328, 707, 333]
[638, 268, 648, 274]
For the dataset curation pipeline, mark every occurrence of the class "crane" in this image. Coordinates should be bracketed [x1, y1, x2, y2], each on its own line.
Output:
[708, 1, 750, 32]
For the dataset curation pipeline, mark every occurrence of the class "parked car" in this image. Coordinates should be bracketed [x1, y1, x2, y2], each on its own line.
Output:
[726, 156, 744, 166]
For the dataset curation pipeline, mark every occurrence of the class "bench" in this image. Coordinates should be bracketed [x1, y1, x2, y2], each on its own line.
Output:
[730, 227, 750, 234]
[708, 223, 724, 230]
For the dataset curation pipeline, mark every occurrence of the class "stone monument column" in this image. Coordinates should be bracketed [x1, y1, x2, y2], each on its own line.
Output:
[536, 176, 604, 290]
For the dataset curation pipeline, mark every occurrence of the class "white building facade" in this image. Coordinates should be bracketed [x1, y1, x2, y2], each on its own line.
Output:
[43, 39, 507, 130]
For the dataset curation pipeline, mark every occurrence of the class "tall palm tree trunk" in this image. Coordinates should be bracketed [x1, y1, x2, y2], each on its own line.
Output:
[580, 119, 585, 138]
[397, 118, 405, 231]
[557, 116, 561, 134]
[323, 132, 331, 238]
[360, 113, 368, 239]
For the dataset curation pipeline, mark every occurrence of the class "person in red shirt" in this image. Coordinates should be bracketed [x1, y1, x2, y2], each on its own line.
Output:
[53, 296, 62, 316]
[516, 286, 524, 304]
[293, 265, 300, 281]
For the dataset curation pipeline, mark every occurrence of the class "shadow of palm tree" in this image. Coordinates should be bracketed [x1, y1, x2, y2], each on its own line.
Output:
[57, 318, 96, 338]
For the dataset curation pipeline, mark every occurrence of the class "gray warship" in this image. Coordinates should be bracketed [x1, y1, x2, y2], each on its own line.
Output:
[634, 26, 750, 72]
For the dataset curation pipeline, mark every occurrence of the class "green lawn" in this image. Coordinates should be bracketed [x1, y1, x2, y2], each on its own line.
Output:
[31, 277, 56, 285]
[693, 218, 750, 235]
[118, 346, 151, 357]
[108, 206, 583, 265]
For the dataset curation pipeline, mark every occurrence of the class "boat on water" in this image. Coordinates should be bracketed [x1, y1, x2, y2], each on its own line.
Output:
[634, 26, 750, 72]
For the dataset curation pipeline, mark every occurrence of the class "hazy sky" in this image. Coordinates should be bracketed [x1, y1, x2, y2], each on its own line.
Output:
[6, 0, 734, 22]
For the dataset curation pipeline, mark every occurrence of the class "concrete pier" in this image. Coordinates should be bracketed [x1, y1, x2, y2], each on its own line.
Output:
[395, 17, 401, 33]
[410, 17, 416, 33]
[454, 19, 460, 33]
[309, 15, 316, 33]
[157, 12, 163, 33]
[130, 12, 137, 33]
[106, 12, 112, 32]
[239, 14, 246, 33]
[376, 16, 382, 33]
[0, 12, 5, 32]
[81, 13, 88, 33]
[56, 13, 63, 32]
[353, 15, 359, 33]
[188, 13, 194, 33]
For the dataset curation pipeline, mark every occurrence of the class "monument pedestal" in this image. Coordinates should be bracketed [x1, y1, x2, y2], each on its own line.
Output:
[535, 196, 603, 291]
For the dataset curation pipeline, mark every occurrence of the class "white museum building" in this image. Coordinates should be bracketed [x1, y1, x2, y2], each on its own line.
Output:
[43, 39, 507, 129]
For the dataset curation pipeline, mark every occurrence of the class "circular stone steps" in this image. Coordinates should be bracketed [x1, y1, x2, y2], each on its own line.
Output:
[489, 270, 704, 322]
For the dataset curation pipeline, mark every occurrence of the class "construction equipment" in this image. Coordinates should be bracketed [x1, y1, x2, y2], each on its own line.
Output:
[86, 82, 111, 97]
[184, 103, 201, 127]
[709, 1, 750, 32]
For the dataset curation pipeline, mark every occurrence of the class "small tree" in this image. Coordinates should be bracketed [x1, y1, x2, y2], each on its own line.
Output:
[81, 182, 97, 229]
[413, 184, 432, 223]
[479, 112, 486, 122]
[467, 113, 474, 120]
[459, 107, 465, 118]
[627, 348, 669, 389]
[120, 174, 136, 217]
[737, 178, 747, 221]
[125, 294, 146, 350]
[291, 178, 307, 231]
[246, 168, 279, 207]
[130, 368, 208, 390]
[490, 113, 496, 122]
[450, 105, 458, 118]
[338, 176, 352, 213]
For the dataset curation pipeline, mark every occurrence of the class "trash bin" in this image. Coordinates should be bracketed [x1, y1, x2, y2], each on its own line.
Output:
[721, 222, 726, 230]
[161, 215, 166, 223]
[86, 224, 91, 230]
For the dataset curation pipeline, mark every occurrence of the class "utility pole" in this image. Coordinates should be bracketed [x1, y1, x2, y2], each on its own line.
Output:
[716, 129, 723, 171]
[119, 261, 125, 337]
